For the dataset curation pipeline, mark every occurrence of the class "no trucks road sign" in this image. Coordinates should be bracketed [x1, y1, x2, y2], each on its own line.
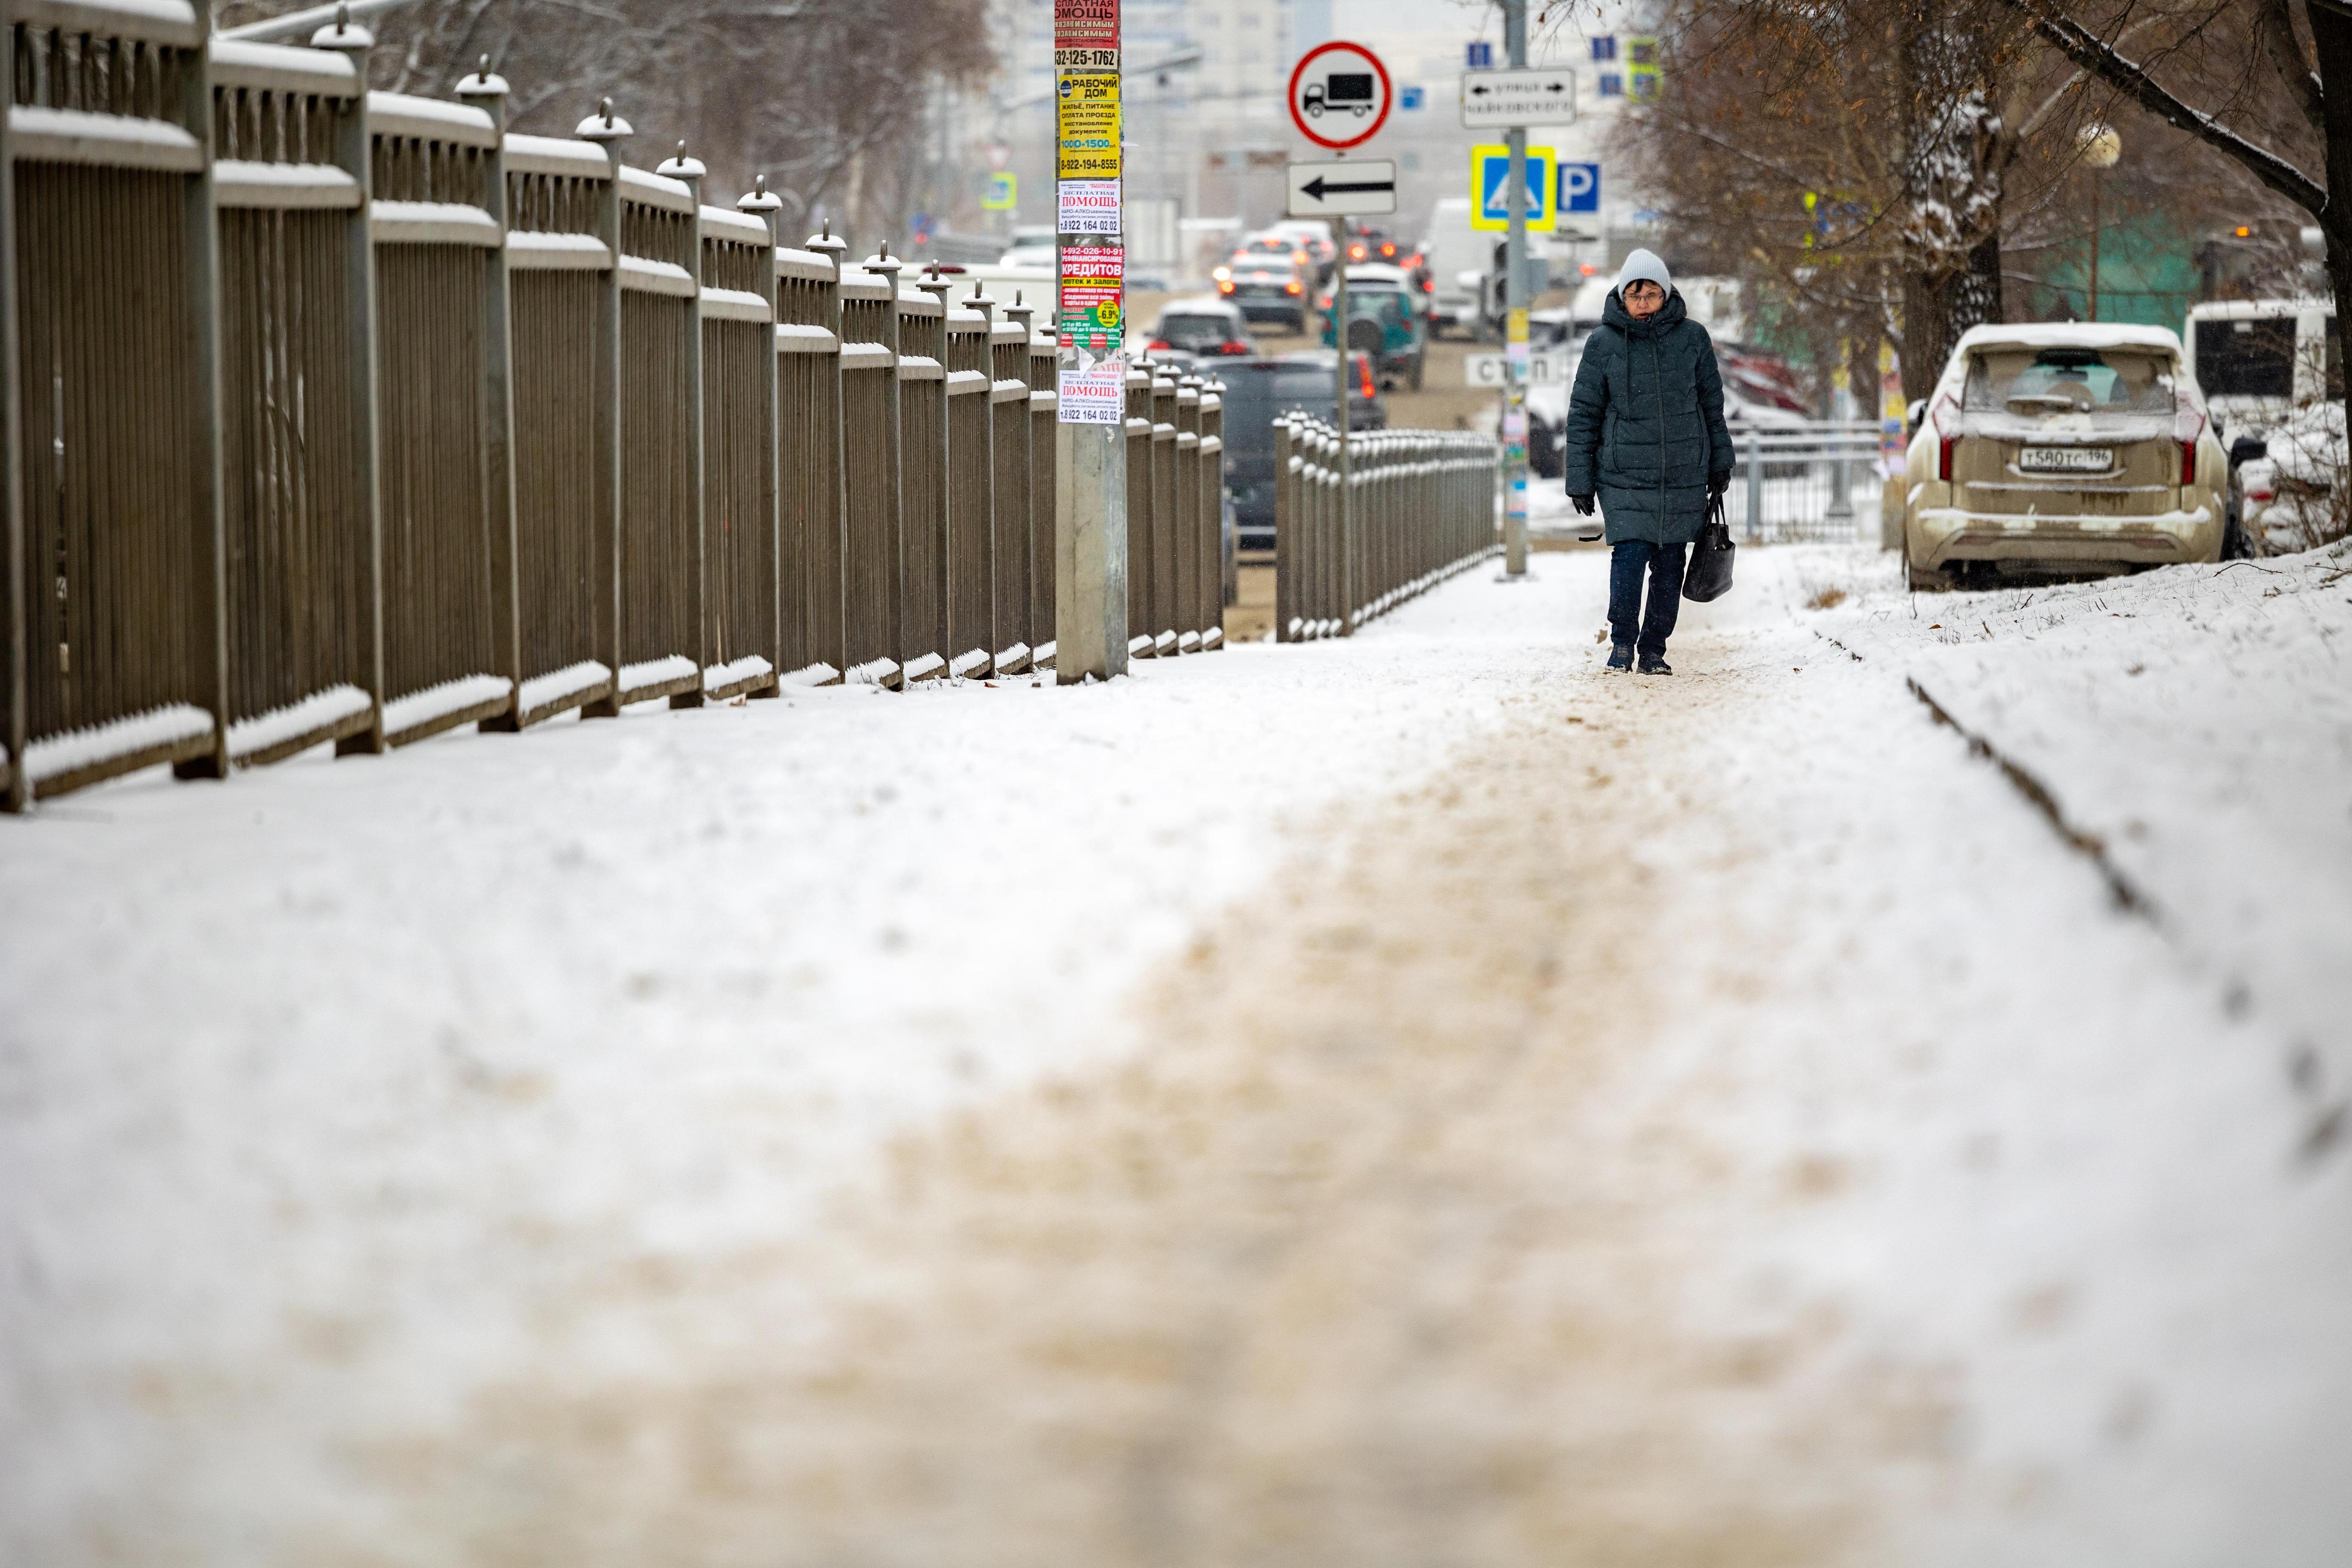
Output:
[1287, 40, 1393, 151]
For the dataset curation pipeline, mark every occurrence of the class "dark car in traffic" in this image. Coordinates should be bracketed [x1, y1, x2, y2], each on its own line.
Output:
[1218, 351, 1387, 551]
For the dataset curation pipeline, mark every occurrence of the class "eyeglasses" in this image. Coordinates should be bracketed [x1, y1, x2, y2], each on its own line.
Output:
[1624, 281, 1666, 299]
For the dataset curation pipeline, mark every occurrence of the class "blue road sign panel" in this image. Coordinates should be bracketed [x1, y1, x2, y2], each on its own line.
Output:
[1477, 150, 1553, 226]
[1559, 161, 1600, 214]
[1399, 84, 1425, 110]
[1466, 41, 1493, 68]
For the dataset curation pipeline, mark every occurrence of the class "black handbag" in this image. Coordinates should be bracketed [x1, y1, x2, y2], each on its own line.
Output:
[1682, 493, 1735, 603]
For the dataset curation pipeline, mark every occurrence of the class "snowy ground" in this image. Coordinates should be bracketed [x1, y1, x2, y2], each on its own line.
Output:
[2, 541, 2347, 1564]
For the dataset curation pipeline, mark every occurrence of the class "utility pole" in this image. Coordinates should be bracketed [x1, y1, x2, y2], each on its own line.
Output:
[1502, 0, 1530, 576]
[1052, 0, 1128, 681]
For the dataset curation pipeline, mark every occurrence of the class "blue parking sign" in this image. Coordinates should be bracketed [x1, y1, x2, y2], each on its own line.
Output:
[1472, 145, 1553, 231]
[1399, 85, 1425, 110]
[1559, 161, 1600, 215]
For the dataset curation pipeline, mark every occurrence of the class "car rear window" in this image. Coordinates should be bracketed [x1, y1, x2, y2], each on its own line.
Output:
[1964, 346, 2176, 421]
[2195, 317, 2296, 398]
[1158, 313, 1236, 347]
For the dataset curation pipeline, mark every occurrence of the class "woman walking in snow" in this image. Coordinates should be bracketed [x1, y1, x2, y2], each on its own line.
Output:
[1561, 249, 1734, 675]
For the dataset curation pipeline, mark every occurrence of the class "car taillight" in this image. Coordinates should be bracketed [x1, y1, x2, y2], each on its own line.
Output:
[1359, 358, 1375, 398]
[2174, 406, 2206, 486]
[1379, 243, 1396, 258]
[1933, 391, 1962, 481]
[1421, 276, 1435, 291]
[1218, 280, 1235, 294]
[2245, 476, 2274, 501]
[1293, 250, 1308, 263]
[1219, 341, 1249, 355]
[1287, 280, 1303, 295]
[1148, 338, 1170, 350]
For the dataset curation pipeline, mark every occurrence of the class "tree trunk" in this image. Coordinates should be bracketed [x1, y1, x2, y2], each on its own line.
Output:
[2309, 0, 2352, 436]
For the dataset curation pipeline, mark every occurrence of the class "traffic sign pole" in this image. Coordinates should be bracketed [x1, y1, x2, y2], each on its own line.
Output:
[1333, 202, 1353, 636]
[1503, 0, 1529, 578]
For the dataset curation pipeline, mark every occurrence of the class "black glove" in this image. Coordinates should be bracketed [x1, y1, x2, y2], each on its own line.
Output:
[1707, 470, 1731, 498]
[1569, 492, 1596, 517]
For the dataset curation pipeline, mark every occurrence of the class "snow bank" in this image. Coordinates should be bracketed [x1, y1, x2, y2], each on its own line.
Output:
[1807, 539, 2352, 1079]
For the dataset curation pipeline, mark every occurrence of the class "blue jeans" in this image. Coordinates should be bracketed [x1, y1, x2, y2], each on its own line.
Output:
[1608, 540, 1686, 657]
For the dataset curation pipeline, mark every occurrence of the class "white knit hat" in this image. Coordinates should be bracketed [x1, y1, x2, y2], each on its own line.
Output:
[1615, 247, 1671, 295]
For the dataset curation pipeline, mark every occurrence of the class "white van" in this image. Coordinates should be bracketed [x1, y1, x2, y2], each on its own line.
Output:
[1420, 197, 1484, 338]
[2183, 298, 2338, 438]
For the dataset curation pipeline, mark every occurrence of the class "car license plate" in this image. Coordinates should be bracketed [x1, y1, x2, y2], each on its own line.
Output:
[2019, 446, 2113, 472]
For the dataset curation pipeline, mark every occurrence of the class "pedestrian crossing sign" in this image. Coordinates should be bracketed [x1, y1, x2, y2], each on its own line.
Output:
[1470, 143, 1556, 232]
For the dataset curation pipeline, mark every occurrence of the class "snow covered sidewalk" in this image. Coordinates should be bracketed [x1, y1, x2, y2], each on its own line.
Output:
[3, 544, 2347, 1565]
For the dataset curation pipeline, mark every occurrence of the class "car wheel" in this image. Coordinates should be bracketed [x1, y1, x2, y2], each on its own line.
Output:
[1905, 556, 1955, 591]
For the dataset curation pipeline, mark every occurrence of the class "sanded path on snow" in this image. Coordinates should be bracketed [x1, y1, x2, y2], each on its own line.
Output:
[5, 551, 2346, 1567]
[310, 571, 2352, 1566]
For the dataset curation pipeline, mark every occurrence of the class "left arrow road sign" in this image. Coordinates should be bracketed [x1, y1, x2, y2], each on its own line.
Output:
[1287, 158, 1399, 217]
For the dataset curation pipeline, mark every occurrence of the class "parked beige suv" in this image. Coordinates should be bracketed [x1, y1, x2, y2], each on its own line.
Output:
[1901, 324, 2225, 588]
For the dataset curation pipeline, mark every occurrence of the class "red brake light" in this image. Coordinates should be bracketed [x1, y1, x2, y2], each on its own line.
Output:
[1379, 243, 1396, 258]
[2175, 406, 2206, 486]
[1938, 434, 1959, 481]
[1933, 391, 1962, 481]
[1220, 341, 1249, 355]
[1148, 338, 1170, 350]
[1421, 276, 1434, 292]
[1359, 357, 1375, 398]
[1287, 280, 1303, 295]
[1293, 249, 1308, 263]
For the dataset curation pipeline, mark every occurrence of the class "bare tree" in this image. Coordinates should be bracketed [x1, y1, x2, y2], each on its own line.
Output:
[1985, 0, 2348, 426]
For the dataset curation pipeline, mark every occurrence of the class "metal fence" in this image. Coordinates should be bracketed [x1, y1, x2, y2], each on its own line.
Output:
[0, 5, 1250, 809]
[1275, 418, 1500, 642]
[1121, 354, 1229, 659]
[1720, 422, 1884, 544]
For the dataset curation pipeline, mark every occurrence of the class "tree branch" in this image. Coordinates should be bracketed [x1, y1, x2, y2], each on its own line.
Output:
[1993, 0, 2328, 215]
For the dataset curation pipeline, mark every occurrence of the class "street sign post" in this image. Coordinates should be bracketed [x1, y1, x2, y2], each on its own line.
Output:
[1470, 144, 1556, 231]
[1499, 0, 1531, 579]
[1287, 38, 1392, 637]
[1459, 66, 1578, 127]
[1287, 40, 1393, 151]
[1286, 158, 1397, 218]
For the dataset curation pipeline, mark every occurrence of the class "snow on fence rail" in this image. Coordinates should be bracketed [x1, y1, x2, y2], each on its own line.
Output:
[1275, 419, 1502, 642]
[0, 8, 1230, 810]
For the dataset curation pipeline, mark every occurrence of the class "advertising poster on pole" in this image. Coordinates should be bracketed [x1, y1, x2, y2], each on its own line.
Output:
[1057, 244, 1126, 424]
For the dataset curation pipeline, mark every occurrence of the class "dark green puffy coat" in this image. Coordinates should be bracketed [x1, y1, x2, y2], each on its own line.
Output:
[1561, 289, 1734, 546]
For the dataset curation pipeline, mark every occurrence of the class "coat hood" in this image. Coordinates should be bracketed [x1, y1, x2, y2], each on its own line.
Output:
[1603, 285, 1688, 338]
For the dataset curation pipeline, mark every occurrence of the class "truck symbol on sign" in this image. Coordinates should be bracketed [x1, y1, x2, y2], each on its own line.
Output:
[1304, 73, 1376, 117]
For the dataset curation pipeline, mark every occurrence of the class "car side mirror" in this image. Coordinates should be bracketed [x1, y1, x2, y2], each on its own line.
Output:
[2229, 434, 2268, 465]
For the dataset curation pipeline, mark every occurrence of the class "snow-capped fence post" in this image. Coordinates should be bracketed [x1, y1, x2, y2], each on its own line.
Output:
[2, 0, 233, 809]
[898, 267, 952, 682]
[991, 292, 1033, 673]
[944, 283, 995, 678]
[596, 148, 705, 708]
[0, 25, 16, 813]
[734, 178, 786, 697]
[1123, 363, 1152, 660]
[1275, 417, 1297, 643]
[838, 249, 903, 686]
[804, 223, 852, 683]
[364, 81, 516, 746]
[1025, 310, 1059, 671]
[573, 99, 630, 720]
[453, 62, 523, 732]
[202, 18, 385, 768]
[773, 232, 841, 684]
[499, 108, 622, 727]
[989, 296, 1028, 678]
[1197, 377, 1226, 647]
[1147, 364, 1179, 655]
[863, 244, 907, 689]
[653, 142, 709, 709]
[694, 188, 780, 701]
[1175, 375, 1202, 652]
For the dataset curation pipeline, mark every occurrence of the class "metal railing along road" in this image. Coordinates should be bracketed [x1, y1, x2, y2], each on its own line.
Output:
[1721, 421, 1885, 544]
[1275, 418, 1500, 642]
[0, 1, 1240, 810]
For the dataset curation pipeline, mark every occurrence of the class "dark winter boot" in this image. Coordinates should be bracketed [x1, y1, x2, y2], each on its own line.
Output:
[1605, 643, 1634, 671]
[1637, 653, 1673, 675]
